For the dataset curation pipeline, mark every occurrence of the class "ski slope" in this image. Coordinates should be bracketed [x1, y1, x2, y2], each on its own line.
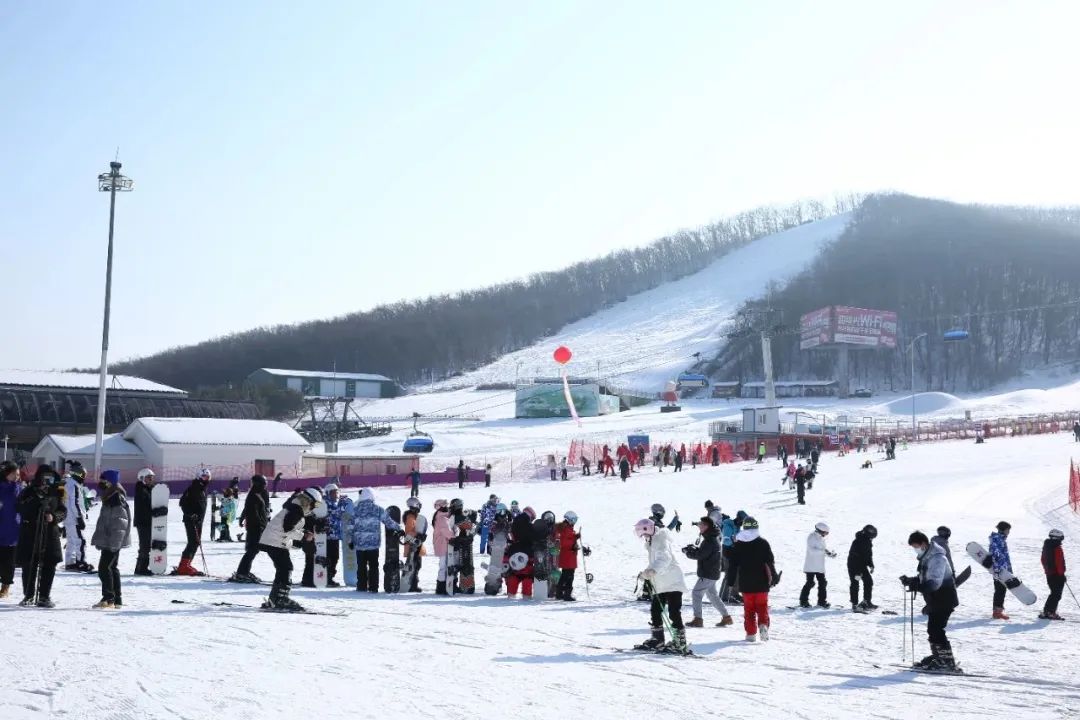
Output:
[3, 432, 1078, 720]
[422, 213, 851, 393]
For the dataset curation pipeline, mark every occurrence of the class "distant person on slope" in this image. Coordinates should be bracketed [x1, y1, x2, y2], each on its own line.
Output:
[258, 487, 323, 611]
[756, 442, 766, 464]
[901, 531, 959, 671]
[408, 468, 421, 498]
[633, 517, 689, 654]
[458, 460, 467, 489]
[1073, 422, 1080, 442]
[799, 522, 836, 608]
[728, 517, 780, 642]
[989, 521, 1014, 620]
[1039, 529, 1067, 620]
[794, 465, 807, 505]
[847, 525, 877, 613]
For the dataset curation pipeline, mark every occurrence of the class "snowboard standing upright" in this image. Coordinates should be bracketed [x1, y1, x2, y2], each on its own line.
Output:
[547, 532, 561, 598]
[401, 515, 428, 592]
[966, 541, 1037, 605]
[341, 506, 357, 587]
[313, 502, 329, 589]
[149, 483, 170, 575]
[210, 492, 220, 542]
[484, 523, 509, 595]
[457, 510, 477, 593]
[383, 505, 402, 593]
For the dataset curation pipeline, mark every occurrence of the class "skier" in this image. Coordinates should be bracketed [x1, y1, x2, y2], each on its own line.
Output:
[271, 472, 283, 498]
[901, 530, 960, 670]
[1039, 528, 1067, 620]
[633, 517, 689, 654]
[619, 454, 631, 482]
[324, 484, 350, 587]
[785, 461, 796, 489]
[478, 494, 499, 555]
[794, 465, 807, 505]
[847, 524, 877, 613]
[799, 522, 836, 608]
[348, 488, 402, 592]
[258, 487, 323, 611]
[581, 456, 591, 476]
[718, 509, 743, 604]
[1073, 422, 1080, 443]
[63, 462, 92, 572]
[132, 468, 155, 576]
[756, 442, 766, 464]
[230, 474, 270, 583]
[682, 516, 734, 628]
[16, 465, 67, 607]
[174, 470, 210, 576]
[810, 447, 820, 473]
[0, 460, 21, 598]
[506, 506, 536, 598]
[432, 499, 454, 595]
[408, 468, 421, 498]
[90, 470, 131, 609]
[402, 496, 427, 592]
[728, 517, 779, 641]
[638, 504, 681, 600]
[560, 457, 568, 481]
[673, 447, 683, 472]
[548, 455, 557, 481]
[989, 521, 1013, 620]
[555, 511, 581, 601]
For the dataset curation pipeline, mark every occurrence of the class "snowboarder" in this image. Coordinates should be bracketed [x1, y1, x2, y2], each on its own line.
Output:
[799, 522, 836, 608]
[432, 499, 454, 595]
[989, 521, 1014, 619]
[1039, 529, 1067, 620]
[63, 462, 92, 572]
[0, 460, 22, 598]
[16, 465, 67, 607]
[506, 506, 536, 598]
[478, 494, 499, 555]
[682, 516, 734, 628]
[90, 471, 131, 609]
[633, 517, 689, 653]
[230, 474, 270, 583]
[901, 530, 960, 671]
[794, 465, 807, 505]
[174, 470, 210, 576]
[727, 516, 779, 641]
[555, 511, 581, 601]
[324, 484, 350, 587]
[408, 468, 421, 498]
[401, 497, 427, 592]
[847, 524, 877, 612]
[132, 468, 155, 576]
[258, 487, 323, 611]
[348, 488, 402, 592]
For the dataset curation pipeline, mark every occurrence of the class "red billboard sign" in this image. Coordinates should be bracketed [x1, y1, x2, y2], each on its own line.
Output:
[799, 306, 898, 350]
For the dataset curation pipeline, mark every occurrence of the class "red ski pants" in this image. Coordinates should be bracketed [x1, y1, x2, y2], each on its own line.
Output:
[742, 591, 770, 635]
[506, 573, 533, 598]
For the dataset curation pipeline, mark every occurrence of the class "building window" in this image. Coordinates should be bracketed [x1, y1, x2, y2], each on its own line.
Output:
[386, 464, 398, 475]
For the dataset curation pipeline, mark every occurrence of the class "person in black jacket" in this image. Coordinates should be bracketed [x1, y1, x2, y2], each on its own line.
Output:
[901, 530, 960, 670]
[728, 517, 780, 642]
[230, 474, 270, 583]
[132, 468, 156, 576]
[683, 517, 734, 627]
[794, 465, 807, 505]
[174, 470, 210, 576]
[506, 507, 536, 598]
[457, 460, 466, 490]
[847, 524, 877, 612]
[16, 465, 68, 607]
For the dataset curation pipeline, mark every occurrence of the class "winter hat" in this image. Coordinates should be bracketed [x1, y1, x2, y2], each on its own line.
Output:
[698, 516, 717, 531]
[99, 470, 120, 485]
[741, 517, 759, 530]
[563, 511, 578, 524]
[704, 499, 714, 510]
[735, 510, 747, 522]
[496, 503, 507, 513]
[510, 500, 519, 508]
[359, 488, 374, 503]
[650, 503, 665, 519]
[1049, 529, 1065, 540]
[198, 468, 212, 480]
[303, 487, 324, 505]
[523, 506, 536, 520]
[0, 460, 18, 478]
[862, 524, 878, 539]
[33, 465, 58, 485]
[936, 526, 951, 539]
[251, 474, 267, 486]
[996, 521, 1012, 533]
[815, 522, 830, 534]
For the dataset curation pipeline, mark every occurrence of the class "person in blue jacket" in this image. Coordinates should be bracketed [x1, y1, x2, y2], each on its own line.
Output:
[349, 488, 401, 592]
[989, 521, 1013, 619]
[0, 461, 22, 598]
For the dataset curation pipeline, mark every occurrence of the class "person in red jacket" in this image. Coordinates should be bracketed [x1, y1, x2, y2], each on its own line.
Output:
[555, 511, 582, 601]
[1040, 529, 1067, 620]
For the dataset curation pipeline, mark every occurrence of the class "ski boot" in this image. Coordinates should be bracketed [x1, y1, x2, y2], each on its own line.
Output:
[852, 603, 869, 614]
[91, 599, 114, 609]
[435, 580, 448, 596]
[36, 598, 55, 608]
[716, 615, 734, 627]
[992, 607, 1010, 620]
[1038, 611, 1064, 620]
[745, 633, 758, 642]
[861, 601, 878, 610]
[758, 624, 769, 642]
[798, 602, 812, 609]
[133, 568, 154, 577]
[18, 597, 34, 607]
[228, 571, 262, 584]
[76, 561, 95, 573]
[327, 580, 341, 588]
[263, 585, 305, 612]
[172, 558, 201, 577]
[661, 628, 692, 655]
[634, 627, 665, 651]
[686, 617, 705, 628]
[817, 601, 831, 609]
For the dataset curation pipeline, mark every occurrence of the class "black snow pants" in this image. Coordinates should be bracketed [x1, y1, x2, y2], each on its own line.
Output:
[849, 567, 873, 605]
[263, 545, 292, 589]
[927, 608, 953, 648]
[800, 572, 827, 605]
[182, 517, 201, 560]
[1044, 575, 1065, 615]
[650, 590, 684, 630]
[356, 549, 379, 591]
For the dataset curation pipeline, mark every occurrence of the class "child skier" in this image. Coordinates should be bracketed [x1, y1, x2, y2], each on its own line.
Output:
[633, 517, 689, 654]
[682, 516, 734, 628]
[800, 522, 837, 608]
[901, 530, 960, 671]
[1039, 528, 1067, 620]
[401, 497, 427, 592]
[217, 488, 237, 542]
[847, 524, 877, 613]
[728, 517, 779, 641]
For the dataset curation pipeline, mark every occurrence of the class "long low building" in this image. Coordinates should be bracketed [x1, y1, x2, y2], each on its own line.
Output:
[247, 368, 399, 399]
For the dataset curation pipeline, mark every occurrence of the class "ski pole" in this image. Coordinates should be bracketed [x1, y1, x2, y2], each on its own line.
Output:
[909, 589, 916, 663]
[901, 590, 907, 663]
[196, 525, 211, 577]
[579, 526, 591, 601]
[31, 502, 47, 605]
[1066, 579, 1080, 611]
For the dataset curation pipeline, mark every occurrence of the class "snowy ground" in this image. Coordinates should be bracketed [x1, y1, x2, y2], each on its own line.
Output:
[4, 431, 1080, 720]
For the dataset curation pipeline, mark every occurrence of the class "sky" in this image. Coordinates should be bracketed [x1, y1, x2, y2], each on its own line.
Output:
[3, 1, 1079, 371]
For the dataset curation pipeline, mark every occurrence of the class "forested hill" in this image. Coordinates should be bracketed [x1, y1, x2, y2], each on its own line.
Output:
[705, 194, 1080, 392]
[113, 198, 857, 392]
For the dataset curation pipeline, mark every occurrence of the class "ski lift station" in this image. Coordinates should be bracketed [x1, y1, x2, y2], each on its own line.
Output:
[247, 368, 399, 399]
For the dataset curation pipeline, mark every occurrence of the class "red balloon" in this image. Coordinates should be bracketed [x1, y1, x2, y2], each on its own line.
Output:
[553, 346, 572, 365]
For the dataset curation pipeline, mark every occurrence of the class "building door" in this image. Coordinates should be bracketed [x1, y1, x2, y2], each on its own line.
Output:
[255, 459, 275, 477]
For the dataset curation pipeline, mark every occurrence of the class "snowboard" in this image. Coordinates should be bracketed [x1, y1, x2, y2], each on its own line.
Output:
[341, 505, 357, 587]
[456, 511, 477, 594]
[401, 514, 428, 592]
[547, 532, 561, 598]
[210, 492, 220, 542]
[484, 526, 509, 595]
[149, 483, 170, 575]
[533, 547, 549, 600]
[965, 542, 1037, 605]
[313, 502, 329, 589]
[383, 505, 401, 593]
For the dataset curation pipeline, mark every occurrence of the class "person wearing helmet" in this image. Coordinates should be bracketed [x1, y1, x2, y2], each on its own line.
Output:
[509, 500, 521, 519]
[800, 522, 837, 608]
[173, 470, 212, 576]
[632, 517, 689, 654]
[132, 469, 156, 576]
[478, 494, 500, 555]
[401, 497, 428, 592]
[62, 462, 93, 573]
[847, 524, 878, 613]
[258, 487, 323, 611]
[555, 511, 583, 601]
[506, 507, 537, 598]
[16, 465, 68, 607]
[348, 488, 402, 592]
[230, 475, 270, 583]
[901, 530, 959, 670]
[432, 499, 454, 595]
[0, 460, 23, 598]
[989, 521, 1014, 620]
[728, 517, 780, 642]
[1040, 529, 1067, 620]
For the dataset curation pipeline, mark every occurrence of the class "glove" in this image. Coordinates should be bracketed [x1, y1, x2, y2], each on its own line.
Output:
[899, 575, 919, 591]
[673, 516, 682, 533]
[348, 542, 355, 550]
[869, 566, 874, 574]
[826, 550, 837, 559]
[640, 568, 657, 581]
[582, 546, 592, 557]
[239, 518, 245, 528]
[770, 570, 783, 587]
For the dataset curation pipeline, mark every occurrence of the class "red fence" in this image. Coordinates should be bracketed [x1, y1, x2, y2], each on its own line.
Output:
[1070, 460, 1080, 513]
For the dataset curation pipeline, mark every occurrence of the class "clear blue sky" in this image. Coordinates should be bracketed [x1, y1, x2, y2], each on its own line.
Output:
[3, 1, 1077, 370]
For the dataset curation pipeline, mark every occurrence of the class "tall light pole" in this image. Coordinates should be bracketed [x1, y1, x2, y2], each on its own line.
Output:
[909, 332, 928, 442]
[93, 161, 134, 475]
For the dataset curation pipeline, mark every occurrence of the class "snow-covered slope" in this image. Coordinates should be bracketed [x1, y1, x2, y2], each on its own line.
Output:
[5, 432, 1078, 720]
[425, 214, 851, 393]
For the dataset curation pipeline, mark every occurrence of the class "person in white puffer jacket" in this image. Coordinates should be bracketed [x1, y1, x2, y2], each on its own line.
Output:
[633, 518, 690, 654]
[799, 521, 837, 608]
[259, 487, 323, 611]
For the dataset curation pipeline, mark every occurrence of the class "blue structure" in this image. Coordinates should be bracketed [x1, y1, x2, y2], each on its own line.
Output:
[943, 329, 969, 342]
[403, 434, 434, 453]
[676, 373, 709, 389]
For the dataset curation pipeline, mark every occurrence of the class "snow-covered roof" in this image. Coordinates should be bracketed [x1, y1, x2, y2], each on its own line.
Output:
[258, 368, 392, 383]
[0, 369, 184, 395]
[743, 380, 838, 388]
[123, 418, 311, 447]
[33, 433, 144, 458]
